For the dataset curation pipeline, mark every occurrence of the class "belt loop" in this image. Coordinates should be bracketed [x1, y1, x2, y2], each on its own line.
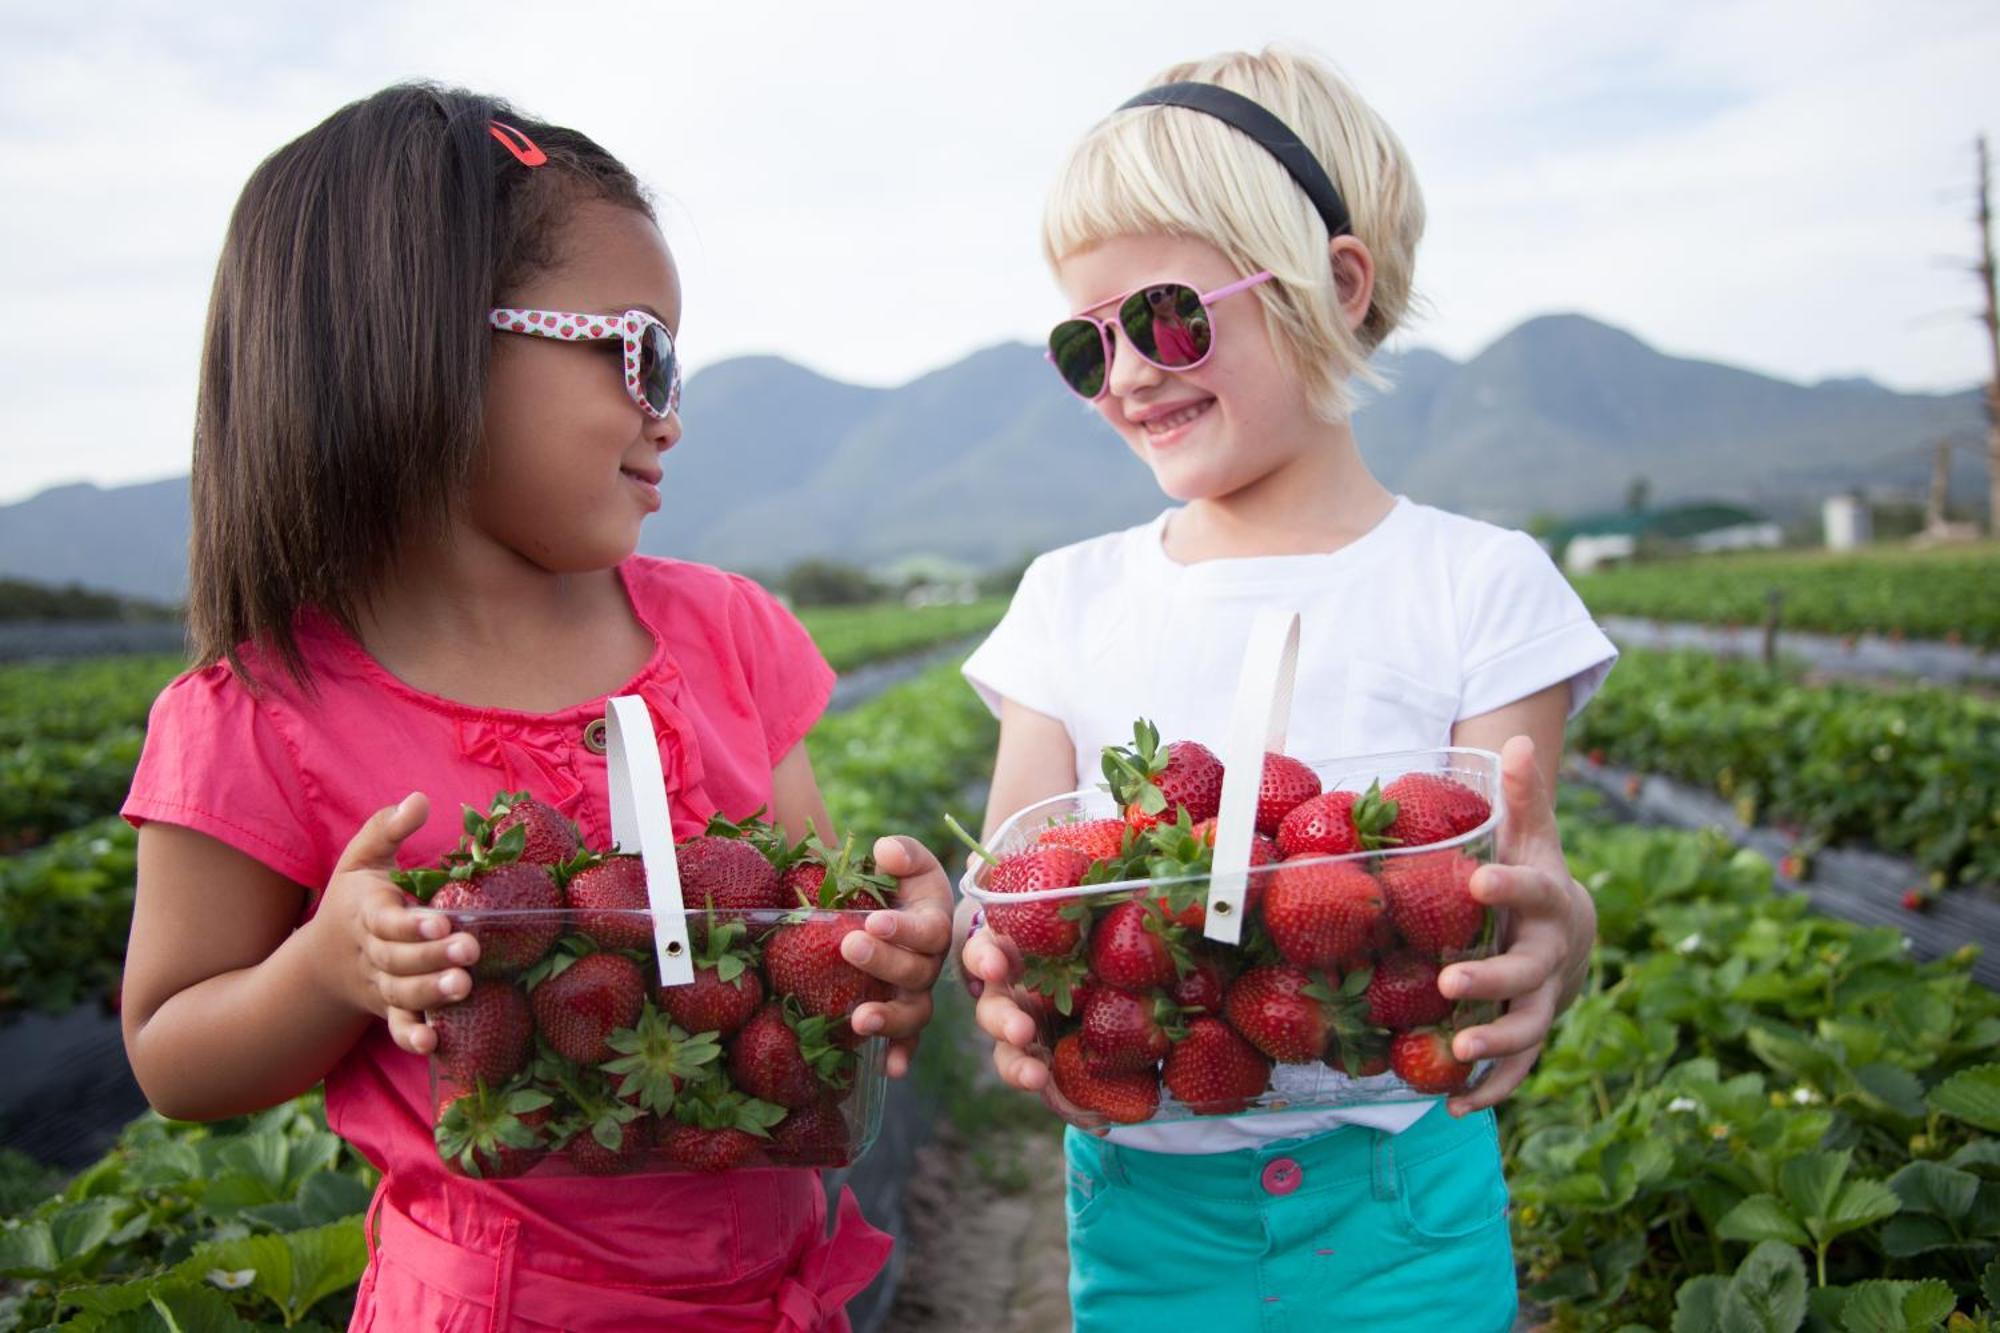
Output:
[487, 1217, 520, 1333]
[1100, 1138, 1129, 1186]
[1371, 1130, 1398, 1201]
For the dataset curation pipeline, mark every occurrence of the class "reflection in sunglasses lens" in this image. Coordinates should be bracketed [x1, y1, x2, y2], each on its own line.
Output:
[1050, 319, 1106, 398]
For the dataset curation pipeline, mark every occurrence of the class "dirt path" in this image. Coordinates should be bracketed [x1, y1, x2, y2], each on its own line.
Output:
[877, 1122, 1071, 1332]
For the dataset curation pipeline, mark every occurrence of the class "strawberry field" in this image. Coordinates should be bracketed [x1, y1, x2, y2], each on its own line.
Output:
[4, 590, 1999, 1330]
[1567, 544, 2000, 650]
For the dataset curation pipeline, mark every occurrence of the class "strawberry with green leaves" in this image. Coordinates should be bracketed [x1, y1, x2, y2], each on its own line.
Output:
[555, 1071, 654, 1176]
[1101, 719, 1225, 831]
[1087, 899, 1187, 992]
[661, 1078, 788, 1172]
[562, 850, 652, 953]
[950, 815, 1094, 959]
[600, 1001, 724, 1114]
[1381, 772, 1490, 847]
[762, 832, 896, 1024]
[677, 815, 786, 923]
[1050, 1033, 1160, 1124]
[475, 791, 581, 869]
[1137, 811, 1277, 930]
[728, 1001, 855, 1109]
[1274, 784, 1397, 860]
[1163, 1017, 1271, 1115]
[1078, 985, 1179, 1074]
[656, 913, 764, 1038]
[1389, 1027, 1475, 1094]
[394, 812, 564, 978]
[765, 1095, 853, 1167]
[529, 946, 646, 1067]
[1222, 963, 1341, 1064]
[434, 1080, 554, 1179]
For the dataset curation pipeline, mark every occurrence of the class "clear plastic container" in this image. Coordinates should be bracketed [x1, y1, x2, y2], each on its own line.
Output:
[423, 905, 888, 1176]
[961, 747, 1505, 1129]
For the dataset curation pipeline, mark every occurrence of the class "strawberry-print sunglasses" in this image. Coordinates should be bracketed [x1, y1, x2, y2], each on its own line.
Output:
[489, 308, 682, 418]
[1047, 271, 1273, 400]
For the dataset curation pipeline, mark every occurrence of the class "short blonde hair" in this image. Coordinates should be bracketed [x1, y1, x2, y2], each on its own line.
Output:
[1043, 47, 1425, 421]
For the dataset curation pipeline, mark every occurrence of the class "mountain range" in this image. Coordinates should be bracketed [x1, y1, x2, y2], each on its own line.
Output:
[0, 313, 1983, 603]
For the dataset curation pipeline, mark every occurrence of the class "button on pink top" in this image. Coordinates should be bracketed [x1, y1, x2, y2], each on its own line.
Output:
[124, 557, 888, 1328]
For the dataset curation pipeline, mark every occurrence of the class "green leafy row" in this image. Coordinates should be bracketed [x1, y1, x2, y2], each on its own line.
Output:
[0, 817, 135, 1014]
[1568, 543, 2000, 649]
[1506, 809, 2000, 1329]
[0, 658, 182, 749]
[1571, 648, 2000, 886]
[798, 599, 1006, 674]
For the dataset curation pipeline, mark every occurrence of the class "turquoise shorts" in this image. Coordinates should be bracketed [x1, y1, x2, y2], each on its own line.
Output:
[1064, 1103, 1517, 1332]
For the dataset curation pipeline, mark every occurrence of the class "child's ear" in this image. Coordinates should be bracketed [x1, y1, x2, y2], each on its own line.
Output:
[1329, 235, 1376, 333]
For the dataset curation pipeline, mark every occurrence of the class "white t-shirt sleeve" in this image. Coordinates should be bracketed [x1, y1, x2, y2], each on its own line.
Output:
[1455, 529, 1618, 720]
[962, 555, 1069, 723]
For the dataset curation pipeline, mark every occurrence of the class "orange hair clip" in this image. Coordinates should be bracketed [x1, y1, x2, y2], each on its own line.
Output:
[489, 120, 547, 167]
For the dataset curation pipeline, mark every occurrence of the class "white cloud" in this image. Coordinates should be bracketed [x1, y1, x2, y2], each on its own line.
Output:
[1, 0, 1995, 503]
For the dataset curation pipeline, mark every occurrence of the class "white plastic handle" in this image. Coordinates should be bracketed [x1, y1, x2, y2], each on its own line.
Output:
[604, 695, 695, 986]
[1202, 610, 1301, 945]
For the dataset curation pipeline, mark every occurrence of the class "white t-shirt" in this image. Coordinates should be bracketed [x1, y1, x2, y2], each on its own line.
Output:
[961, 498, 1618, 1154]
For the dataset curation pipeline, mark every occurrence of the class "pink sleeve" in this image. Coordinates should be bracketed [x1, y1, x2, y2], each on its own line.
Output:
[723, 574, 836, 763]
[121, 665, 330, 890]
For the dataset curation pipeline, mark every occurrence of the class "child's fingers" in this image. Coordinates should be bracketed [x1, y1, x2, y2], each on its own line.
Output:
[862, 902, 953, 958]
[974, 988, 1038, 1048]
[885, 1039, 918, 1079]
[1439, 937, 1558, 1002]
[841, 932, 944, 991]
[333, 793, 430, 876]
[850, 993, 932, 1040]
[387, 1006, 437, 1056]
[1451, 984, 1557, 1064]
[1446, 1046, 1540, 1117]
[376, 967, 470, 1014]
[963, 929, 1023, 986]
[1469, 863, 1567, 917]
[365, 932, 479, 980]
[361, 896, 449, 944]
[872, 834, 942, 880]
[993, 1040, 1050, 1092]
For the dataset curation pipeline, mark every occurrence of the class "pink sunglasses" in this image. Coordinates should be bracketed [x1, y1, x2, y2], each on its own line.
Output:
[489, 307, 682, 419]
[1047, 271, 1273, 400]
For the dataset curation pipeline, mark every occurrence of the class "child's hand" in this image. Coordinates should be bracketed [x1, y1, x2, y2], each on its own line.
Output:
[957, 901, 1053, 1093]
[1435, 736, 1597, 1117]
[308, 793, 483, 1058]
[842, 836, 955, 1078]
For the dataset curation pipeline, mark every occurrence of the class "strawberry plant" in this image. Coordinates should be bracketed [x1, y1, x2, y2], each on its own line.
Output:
[798, 598, 1007, 672]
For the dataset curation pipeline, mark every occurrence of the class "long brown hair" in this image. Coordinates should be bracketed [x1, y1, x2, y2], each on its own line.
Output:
[187, 84, 652, 684]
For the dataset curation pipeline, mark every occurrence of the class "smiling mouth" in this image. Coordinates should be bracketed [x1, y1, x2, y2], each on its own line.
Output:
[1141, 400, 1212, 435]
[621, 466, 661, 486]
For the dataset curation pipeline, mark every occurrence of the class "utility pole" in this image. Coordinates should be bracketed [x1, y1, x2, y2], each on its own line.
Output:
[1977, 134, 2000, 534]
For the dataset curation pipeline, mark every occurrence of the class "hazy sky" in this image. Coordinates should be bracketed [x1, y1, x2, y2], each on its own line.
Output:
[3, 0, 1996, 504]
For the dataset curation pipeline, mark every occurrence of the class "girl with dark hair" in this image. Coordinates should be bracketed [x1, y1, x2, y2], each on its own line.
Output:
[118, 84, 947, 1330]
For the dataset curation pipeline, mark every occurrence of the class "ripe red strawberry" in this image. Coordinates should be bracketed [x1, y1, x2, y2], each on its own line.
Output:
[1389, 1028, 1474, 1094]
[1101, 720, 1225, 831]
[1138, 817, 1279, 929]
[1257, 753, 1322, 834]
[1363, 953, 1451, 1030]
[765, 1096, 853, 1167]
[1382, 773, 1491, 847]
[482, 791, 581, 868]
[434, 1081, 553, 1179]
[567, 1113, 655, 1176]
[601, 1002, 724, 1113]
[1261, 859, 1385, 970]
[1379, 851, 1484, 953]
[1022, 953, 1093, 1022]
[657, 919, 764, 1038]
[423, 862, 564, 978]
[1050, 1034, 1160, 1124]
[1187, 819, 1282, 866]
[1326, 1024, 1391, 1078]
[530, 952, 645, 1065]
[1079, 986, 1176, 1074]
[431, 980, 533, 1088]
[1222, 964, 1338, 1064]
[951, 817, 1094, 959]
[1275, 786, 1396, 860]
[728, 1002, 853, 1109]
[677, 835, 785, 918]
[1164, 1017, 1271, 1115]
[662, 1081, 787, 1171]
[564, 853, 652, 952]
[1170, 952, 1231, 1016]
[1037, 818, 1130, 863]
[764, 833, 897, 1024]
[1087, 900, 1184, 992]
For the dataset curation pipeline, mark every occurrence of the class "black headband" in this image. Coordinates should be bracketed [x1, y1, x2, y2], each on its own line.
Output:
[1117, 82, 1352, 239]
